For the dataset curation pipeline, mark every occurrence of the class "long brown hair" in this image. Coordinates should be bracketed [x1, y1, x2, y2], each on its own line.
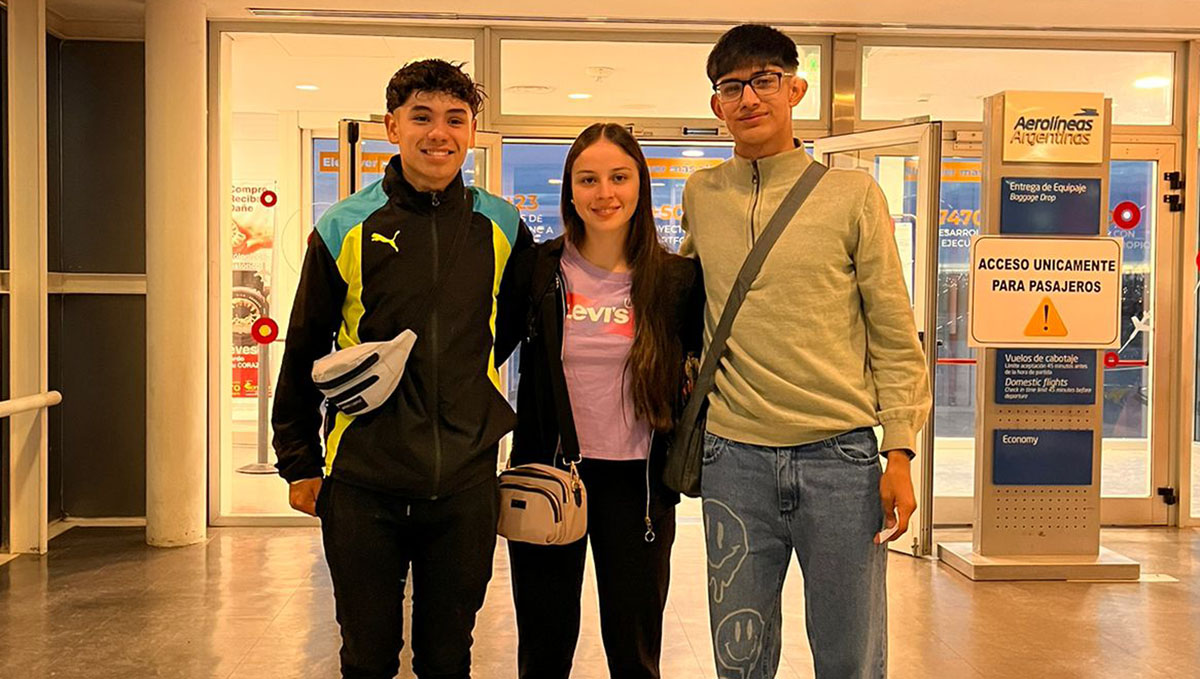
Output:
[560, 123, 680, 431]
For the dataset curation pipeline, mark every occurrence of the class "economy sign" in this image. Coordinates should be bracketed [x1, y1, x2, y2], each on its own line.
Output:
[968, 235, 1122, 348]
[1002, 91, 1106, 164]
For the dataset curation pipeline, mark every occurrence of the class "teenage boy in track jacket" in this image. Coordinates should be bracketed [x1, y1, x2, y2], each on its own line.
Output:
[272, 59, 532, 679]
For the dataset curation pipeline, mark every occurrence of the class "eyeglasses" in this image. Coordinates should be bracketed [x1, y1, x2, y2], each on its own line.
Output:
[712, 71, 792, 102]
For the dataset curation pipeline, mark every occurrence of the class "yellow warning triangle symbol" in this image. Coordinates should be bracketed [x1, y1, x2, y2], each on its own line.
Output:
[1024, 297, 1068, 337]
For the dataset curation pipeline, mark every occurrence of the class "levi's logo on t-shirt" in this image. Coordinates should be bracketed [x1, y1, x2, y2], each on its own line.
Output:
[565, 292, 634, 338]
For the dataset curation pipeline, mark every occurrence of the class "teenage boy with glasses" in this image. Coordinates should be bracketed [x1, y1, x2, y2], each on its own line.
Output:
[680, 24, 931, 679]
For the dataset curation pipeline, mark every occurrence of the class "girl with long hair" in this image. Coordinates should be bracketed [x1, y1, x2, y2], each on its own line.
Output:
[495, 122, 703, 679]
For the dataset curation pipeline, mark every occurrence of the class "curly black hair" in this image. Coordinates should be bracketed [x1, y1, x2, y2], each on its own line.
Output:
[385, 59, 485, 115]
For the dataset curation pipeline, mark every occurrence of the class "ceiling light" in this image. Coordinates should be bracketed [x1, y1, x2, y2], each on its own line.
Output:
[548, 178, 563, 185]
[568, 93, 593, 100]
[1133, 76, 1170, 89]
[682, 150, 705, 158]
[585, 66, 615, 81]
[295, 84, 320, 91]
[506, 85, 555, 94]
[651, 182, 666, 187]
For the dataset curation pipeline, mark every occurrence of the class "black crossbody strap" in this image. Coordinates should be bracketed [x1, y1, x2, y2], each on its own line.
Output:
[690, 161, 828, 401]
[545, 269, 584, 465]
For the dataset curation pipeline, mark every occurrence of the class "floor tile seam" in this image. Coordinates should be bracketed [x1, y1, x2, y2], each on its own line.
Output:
[939, 622, 1158, 679]
[922, 623, 994, 678]
[1092, 627, 1176, 679]
[225, 580, 304, 676]
[666, 601, 710, 677]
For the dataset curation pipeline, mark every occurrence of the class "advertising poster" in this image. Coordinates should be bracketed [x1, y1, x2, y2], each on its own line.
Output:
[232, 180, 277, 398]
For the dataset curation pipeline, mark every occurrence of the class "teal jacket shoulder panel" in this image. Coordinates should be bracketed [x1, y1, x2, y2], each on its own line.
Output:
[315, 178, 389, 260]
[468, 186, 520, 248]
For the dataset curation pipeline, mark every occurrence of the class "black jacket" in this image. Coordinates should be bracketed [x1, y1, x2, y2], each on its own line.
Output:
[495, 236, 704, 504]
[273, 156, 533, 498]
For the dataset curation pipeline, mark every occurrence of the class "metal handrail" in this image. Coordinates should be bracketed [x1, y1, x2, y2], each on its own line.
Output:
[0, 391, 63, 418]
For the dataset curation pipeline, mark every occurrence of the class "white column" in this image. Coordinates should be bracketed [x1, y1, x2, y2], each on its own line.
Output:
[145, 0, 207, 547]
[6, 0, 49, 556]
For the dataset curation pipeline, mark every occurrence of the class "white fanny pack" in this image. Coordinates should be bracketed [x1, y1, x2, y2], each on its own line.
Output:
[311, 329, 417, 416]
[311, 190, 471, 417]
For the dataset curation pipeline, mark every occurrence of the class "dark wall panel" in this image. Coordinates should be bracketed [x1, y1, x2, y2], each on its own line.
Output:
[47, 34, 62, 272]
[1, 295, 9, 547]
[58, 296, 146, 517]
[47, 295, 63, 521]
[1, 7, 8, 547]
[1, 8, 8, 270]
[46, 39, 148, 518]
[58, 41, 144, 274]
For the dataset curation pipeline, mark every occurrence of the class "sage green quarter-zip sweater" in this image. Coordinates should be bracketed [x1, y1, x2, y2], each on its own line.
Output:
[680, 146, 931, 455]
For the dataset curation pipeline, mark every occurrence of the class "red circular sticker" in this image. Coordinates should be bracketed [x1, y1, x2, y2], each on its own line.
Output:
[261, 190, 278, 208]
[1195, 250, 1200, 272]
[1103, 352, 1120, 368]
[252, 317, 279, 344]
[1112, 201, 1140, 230]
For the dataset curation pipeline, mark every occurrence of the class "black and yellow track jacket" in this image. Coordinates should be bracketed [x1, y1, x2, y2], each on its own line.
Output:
[272, 155, 533, 498]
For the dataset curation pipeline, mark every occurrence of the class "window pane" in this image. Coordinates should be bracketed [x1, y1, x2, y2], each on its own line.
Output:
[1103, 160, 1155, 497]
[861, 46, 1174, 125]
[500, 39, 821, 120]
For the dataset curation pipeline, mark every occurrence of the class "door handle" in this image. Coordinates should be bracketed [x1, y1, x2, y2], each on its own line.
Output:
[917, 331, 944, 347]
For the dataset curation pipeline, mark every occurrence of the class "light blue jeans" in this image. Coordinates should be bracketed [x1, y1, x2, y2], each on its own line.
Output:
[701, 428, 887, 679]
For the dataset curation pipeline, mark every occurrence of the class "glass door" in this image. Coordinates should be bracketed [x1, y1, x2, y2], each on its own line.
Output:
[815, 122, 943, 557]
[1100, 141, 1177, 526]
[834, 140, 1179, 529]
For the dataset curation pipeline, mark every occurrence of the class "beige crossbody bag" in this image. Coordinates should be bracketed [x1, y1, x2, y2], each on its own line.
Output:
[498, 270, 588, 546]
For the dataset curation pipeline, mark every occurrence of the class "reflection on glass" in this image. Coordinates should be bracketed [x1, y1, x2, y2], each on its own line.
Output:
[1102, 161, 1154, 497]
[313, 137, 338, 224]
[861, 46, 1174, 125]
[1194, 290, 1200, 518]
[929, 159, 980, 497]
[500, 40, 822, 120]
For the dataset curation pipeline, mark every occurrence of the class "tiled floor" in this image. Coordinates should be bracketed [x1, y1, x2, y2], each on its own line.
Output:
[1, 520, 1198, 678]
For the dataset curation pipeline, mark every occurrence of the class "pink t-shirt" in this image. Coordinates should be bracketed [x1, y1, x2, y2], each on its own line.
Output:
[560, 241, 652, 461]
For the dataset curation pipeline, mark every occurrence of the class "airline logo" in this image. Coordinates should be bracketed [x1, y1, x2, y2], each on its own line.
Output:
[1002, 91, 1106, 164]
[565, 292, 634, 338]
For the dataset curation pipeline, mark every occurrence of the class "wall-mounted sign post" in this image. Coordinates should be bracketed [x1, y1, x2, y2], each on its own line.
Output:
[939, 91, 1140, 581]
